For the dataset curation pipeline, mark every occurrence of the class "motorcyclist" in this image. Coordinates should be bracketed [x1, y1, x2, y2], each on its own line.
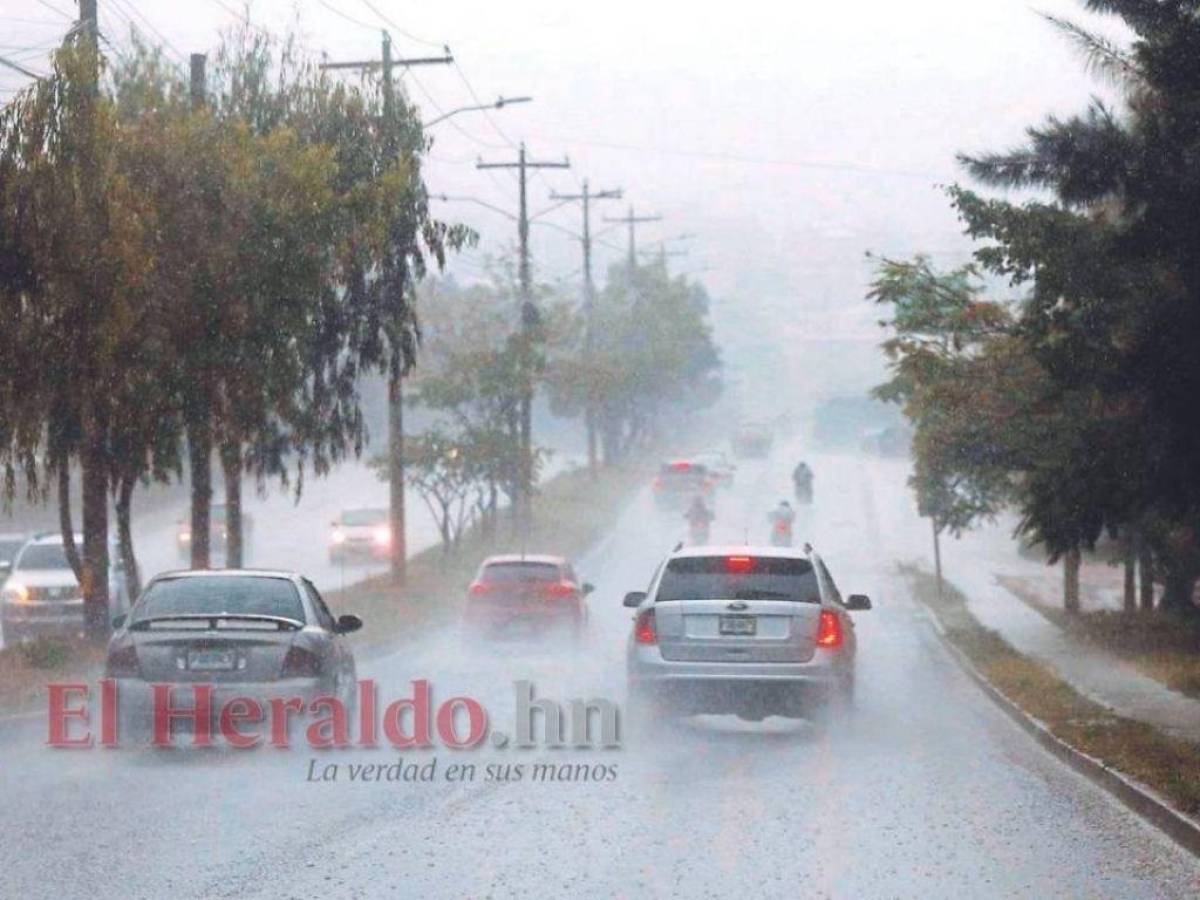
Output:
[685, 496, 715, 545]
[768, 500, 796, 547]
[792, 461, 813, 504]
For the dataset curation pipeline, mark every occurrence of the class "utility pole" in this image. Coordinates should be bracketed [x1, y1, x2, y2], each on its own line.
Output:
[605, 206, 662, 271]
[477, 144, 570, 521]
[549, 180, 622, 475]
[189, 54, 206, 110]
[321, 33, 452, 583]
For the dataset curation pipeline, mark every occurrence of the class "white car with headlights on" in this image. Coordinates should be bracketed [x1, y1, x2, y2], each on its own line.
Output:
[625, 545, 870, 722]
[329, 508, 391, 564]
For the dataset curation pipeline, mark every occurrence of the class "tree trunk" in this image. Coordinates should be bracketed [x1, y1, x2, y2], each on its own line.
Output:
[187, 418, 213, 569]
[80, 436, 110, 642]
[1123, 534, 1136, 614]
[1137, 536, 1155, 611]
[931, 518, 944, 603]
[388, 374, 407, 582]
[57, 463, 82, 582]
[1159, 571, 1198, 616]
[115, 474, 140, 600]
[220, 438, 243, 569]
[1063, 548, 1081, 614]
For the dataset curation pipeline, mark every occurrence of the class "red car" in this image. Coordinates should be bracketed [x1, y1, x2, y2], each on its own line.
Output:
[464, 555, 593, 643]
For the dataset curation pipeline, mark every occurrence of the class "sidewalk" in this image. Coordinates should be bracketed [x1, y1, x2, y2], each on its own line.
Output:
[943, 519, 1200, 745]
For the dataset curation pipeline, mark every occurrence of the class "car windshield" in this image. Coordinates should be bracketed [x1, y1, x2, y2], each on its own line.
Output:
[656, 557, 820, 603]
[481, 562, 561, 584]
[133, 576, 305, 623]
[15, 543, 73, 571]
[341, 509, 387, 526]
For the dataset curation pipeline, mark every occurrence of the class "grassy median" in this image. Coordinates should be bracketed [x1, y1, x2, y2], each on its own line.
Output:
[903, 564, 1200, 817]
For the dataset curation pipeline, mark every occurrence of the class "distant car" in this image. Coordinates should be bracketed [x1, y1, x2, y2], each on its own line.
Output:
[177, 502, 255, 562]
[652, 460, 716, 509]
[1, 533, 131, 642]
[692, 450, 736, 487]
[464, 555, 593, 643]
[731, 423, 773, 459]
[624, 545, 871, 723]
[105, 569, 361, 743]
[329, 508, 390, 564]
[0, 532, 27, 577]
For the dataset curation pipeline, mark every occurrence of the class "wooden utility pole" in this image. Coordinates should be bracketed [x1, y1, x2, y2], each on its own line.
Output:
[321, 33, 453, 582]
[549, 180, 622, 475]
[476, 144, 570, 520]
[605, 206, 662, 271]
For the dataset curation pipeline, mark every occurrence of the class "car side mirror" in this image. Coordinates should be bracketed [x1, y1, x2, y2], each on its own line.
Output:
[623, 591, 647, 608]
[111, 613, 126, 629]
[582, 583, 595, 596]
[336, 614, 363, 634]
[845, 594, 872, 612]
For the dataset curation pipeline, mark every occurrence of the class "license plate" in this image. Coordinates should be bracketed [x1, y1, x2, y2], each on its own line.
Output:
[719, 615, 757, 636]
[187, 649, 235, 671]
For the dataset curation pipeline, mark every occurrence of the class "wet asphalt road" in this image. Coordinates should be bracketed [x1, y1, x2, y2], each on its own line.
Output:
[1, 440, 1198, 899]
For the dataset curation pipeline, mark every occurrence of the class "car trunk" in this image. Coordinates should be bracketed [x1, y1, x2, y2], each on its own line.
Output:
[131, 627, 294, 682]
[655, 599, 821, 663]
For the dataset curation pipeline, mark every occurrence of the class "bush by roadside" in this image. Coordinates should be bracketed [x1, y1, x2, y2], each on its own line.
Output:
[999, 574, 1200, 702]
[904, 564, 1200, 818]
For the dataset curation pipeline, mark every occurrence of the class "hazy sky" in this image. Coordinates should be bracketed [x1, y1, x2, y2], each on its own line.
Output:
[1, 0, 1126, 356]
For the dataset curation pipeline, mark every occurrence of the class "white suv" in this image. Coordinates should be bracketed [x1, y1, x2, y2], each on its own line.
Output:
[624, 545, 870, 722]
[1, 534, 131, 642]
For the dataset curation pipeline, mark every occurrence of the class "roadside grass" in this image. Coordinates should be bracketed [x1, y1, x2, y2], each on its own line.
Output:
[998, 574, 1200, 702]
[0, 461, 649, 718]
[903, 564, 1200, 817]
[324, 461, 648, 655]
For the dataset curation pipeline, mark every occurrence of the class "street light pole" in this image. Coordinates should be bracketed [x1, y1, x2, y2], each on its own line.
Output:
[423, 96, 531, 128]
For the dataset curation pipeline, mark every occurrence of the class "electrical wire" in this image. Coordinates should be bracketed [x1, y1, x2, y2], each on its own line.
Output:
[356, 0, 445, 50]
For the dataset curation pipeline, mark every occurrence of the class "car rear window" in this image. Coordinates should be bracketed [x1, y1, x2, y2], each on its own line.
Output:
[481, 562, 561, 584]
[133, 576, 305, 623]
[15, 543, 73, 571]
[655, 556, 820, 603]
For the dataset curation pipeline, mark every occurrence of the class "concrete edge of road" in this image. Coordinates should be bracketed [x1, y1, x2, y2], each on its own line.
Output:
[919, 595, 1200, 860]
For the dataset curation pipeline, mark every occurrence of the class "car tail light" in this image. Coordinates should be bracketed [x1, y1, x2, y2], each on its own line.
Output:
[634, 609, 657, 645]
[725, 555, 754, 573]
[816, 610, 842, 649]
[670, 461, 691, 472]
[105, 643, 141, 678]
[468, 581, 493, 596]
[541, 580, 576, 599]
[652, 476, 663, 491]
[281, 645, 322, 678]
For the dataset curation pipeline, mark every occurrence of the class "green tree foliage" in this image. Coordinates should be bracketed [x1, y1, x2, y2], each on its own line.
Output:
[547, 258, 721, 462]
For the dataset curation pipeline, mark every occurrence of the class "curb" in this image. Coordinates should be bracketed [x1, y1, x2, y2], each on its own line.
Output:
[918, 592, 1200, 859]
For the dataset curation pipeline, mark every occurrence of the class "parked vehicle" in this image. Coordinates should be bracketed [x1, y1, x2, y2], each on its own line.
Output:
[0, 532, 27, 577]
[1, 533, 131, 642]
[731, 422, 773, 459]
[625, 545, 870, 723]
[464, 554, 592, 643]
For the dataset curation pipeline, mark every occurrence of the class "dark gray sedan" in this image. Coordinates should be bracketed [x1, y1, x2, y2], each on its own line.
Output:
[105, 569, 361, 746]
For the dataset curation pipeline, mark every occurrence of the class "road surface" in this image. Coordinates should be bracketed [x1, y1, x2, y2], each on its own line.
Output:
[1, 438, 1197, 899]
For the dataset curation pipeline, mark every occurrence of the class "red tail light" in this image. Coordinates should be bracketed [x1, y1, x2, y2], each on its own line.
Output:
[105, 644, 141, 678]
[816, 610, 842, 649]
[281, 645, 322, 678]
[634, 609, 657, 645]
[725, 555, 754, 573]
[468, 581, 493, 596]
[670, 461, 692, 472]
[541, 580, 576, 599]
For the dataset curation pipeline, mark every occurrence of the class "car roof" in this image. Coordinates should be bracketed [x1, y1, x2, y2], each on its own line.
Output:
[669, 544, 812, 561]
[149, 568, 301, 581]
[482, 554, 567, 566]
[26, 533, 82, 545]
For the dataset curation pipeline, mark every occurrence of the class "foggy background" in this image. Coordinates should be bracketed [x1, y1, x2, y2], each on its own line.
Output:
[0, 0, 1126, 408]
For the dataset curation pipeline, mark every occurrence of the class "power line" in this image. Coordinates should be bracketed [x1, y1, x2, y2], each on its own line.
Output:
[317, 0, 378, 32]
[356, 0, 445, 50]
